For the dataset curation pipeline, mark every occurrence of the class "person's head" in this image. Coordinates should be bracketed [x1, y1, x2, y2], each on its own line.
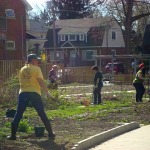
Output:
[27, 54, 41, 66]
[52, 65, 59, 71]
[92, 65, 99, 71]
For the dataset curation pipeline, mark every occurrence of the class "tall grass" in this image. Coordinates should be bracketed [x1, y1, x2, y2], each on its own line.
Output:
[0, 73, 19, 106]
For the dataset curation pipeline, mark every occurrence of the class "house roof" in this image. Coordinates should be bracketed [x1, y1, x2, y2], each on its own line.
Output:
[54, 17, 113, 34]
[58, 28, 89, 34]
[21, 0, 32, 11]
[29, 20, 48, 33]
[44, 17, 114, 49]
[26, 32, 37, 39]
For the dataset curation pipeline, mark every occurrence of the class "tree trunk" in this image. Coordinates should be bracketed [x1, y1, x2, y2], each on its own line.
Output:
[125, 0, 134, 54]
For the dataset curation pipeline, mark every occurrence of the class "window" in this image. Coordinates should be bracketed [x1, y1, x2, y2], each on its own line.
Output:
[50, 51, 54, 61]
[0, 33, 6, 40]
[56, 51, 64, 60]
[6, 41, 15, 50]
[111, 49, 116, 60]
[50, 51, 63, 61]
[5, 9, 15, 18]
[79, 34, 84, 41]
[82, 50, 97, 61]
[0, 17, 6, 29]
[68, 34, 77, 41]
[60, 35, 65, 41]
[112, 31, 116, 40]
[111, 49, 116, 55]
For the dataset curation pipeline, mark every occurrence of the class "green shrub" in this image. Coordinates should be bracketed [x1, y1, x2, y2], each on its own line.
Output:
[18, 119, 33, 133]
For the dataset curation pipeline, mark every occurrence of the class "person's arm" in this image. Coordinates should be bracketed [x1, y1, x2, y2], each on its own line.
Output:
[95, 78, 100, 88]
[94, 72, 102, 88]
[138, 73, 144, 80]
[37, 78, 52, 97]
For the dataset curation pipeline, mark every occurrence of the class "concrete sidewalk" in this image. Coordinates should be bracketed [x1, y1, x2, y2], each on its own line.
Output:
[90, 124, 150, 150]
[71, 122, 140, 150]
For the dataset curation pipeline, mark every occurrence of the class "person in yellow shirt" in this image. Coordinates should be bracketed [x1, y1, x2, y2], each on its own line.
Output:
[7, 54, 55, 140]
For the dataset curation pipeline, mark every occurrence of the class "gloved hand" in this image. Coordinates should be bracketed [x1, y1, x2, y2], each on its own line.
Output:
[47, 92, 52, 98]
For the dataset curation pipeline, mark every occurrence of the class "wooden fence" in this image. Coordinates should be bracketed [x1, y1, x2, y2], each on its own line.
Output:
[61, 66, 94, 83]
[0, 60, 25, 81]
[0, 60, 94, 84]
[0, 60, 136, 84]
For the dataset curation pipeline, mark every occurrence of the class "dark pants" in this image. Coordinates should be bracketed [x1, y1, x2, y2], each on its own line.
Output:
[11, 92, 53, 136]
[133, 83, 145, 102]
[93, 85, 103, 104]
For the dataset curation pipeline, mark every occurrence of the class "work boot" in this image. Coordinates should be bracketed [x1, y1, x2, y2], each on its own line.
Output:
[48, 133, 55, 140]
[7, 123, 17, 140]
[7, 135, 16, 140]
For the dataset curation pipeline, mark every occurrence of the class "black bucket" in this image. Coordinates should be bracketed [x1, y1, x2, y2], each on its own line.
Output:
[5, 109, 16, 118]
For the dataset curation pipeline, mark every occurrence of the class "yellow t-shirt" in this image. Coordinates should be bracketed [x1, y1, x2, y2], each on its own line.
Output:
[19, 64, 43, 95]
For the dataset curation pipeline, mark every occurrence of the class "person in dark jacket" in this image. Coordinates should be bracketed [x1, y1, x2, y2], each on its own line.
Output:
[48, 65, 59, 89]
[92, 65, 103, 104]
[133, 63, 146, 102]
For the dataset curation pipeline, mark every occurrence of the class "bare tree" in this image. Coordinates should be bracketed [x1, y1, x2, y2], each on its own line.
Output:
[104, 0, 150, 54]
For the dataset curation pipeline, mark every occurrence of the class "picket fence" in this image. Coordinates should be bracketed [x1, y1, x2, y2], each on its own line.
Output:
[0, 60, 134, 84]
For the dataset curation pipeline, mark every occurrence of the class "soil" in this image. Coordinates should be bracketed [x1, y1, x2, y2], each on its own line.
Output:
[1, 83, 150, 150]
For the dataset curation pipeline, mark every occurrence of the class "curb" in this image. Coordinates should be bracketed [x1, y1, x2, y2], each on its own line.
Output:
[71, 122, 140, 150]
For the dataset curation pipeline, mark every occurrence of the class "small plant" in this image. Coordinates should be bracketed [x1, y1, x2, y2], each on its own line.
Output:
[18, 119, 32, 133]
[4, 122, 11, 127]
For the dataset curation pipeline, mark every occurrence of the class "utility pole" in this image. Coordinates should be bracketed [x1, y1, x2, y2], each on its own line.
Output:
[51, 0, 56, 64]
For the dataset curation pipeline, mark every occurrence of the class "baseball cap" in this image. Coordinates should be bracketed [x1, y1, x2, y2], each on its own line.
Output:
[91, 65, 99, 71]
[52, 65, 59, 68]
[27, 54, 41, 63]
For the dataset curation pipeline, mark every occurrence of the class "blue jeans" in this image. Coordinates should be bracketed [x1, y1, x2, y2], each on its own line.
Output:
[12, 92, 53, 135]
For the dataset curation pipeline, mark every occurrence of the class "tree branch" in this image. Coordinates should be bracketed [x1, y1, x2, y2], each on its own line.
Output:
[132, 12, 150, 22]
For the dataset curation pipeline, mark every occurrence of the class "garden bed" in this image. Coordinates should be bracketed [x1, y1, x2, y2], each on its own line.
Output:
[0, 84, 150, 150]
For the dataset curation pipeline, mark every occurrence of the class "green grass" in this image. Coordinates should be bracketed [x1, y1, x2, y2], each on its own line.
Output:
[1, 74, 150, 150]
[0, 75, 149, 144]
[0, 91, 133, 139]
[0, 89, 150, 150]
[20, 92, 132, 120]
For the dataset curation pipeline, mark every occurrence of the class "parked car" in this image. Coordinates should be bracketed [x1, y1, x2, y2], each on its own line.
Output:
[105, 62, 125, 74]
